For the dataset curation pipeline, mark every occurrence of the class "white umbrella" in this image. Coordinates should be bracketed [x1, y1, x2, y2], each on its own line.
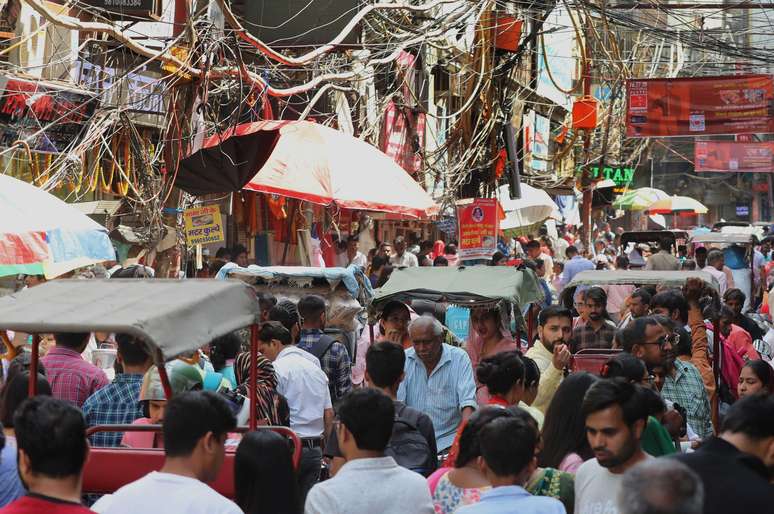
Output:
[0, 175, 115, 278]
[497, 184, 561, 231]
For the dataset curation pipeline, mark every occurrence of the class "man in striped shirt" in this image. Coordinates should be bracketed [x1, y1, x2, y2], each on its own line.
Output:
[398, 316, 477, 452]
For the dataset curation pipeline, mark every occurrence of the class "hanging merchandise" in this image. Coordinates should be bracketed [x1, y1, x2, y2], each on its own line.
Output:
[380, 100, 426, 175]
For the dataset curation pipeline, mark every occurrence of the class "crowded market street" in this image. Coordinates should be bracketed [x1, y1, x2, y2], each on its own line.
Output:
[1, 2, 774, 514]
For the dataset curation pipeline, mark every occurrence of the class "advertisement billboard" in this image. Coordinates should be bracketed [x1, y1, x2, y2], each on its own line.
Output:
[695, 141, 774, 172]
[626, 75, 774, 138]
[457, 198, 500, 261]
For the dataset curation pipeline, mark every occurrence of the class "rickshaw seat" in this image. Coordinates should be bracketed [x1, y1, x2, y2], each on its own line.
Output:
[82, 447, 236, 498]
[570, 348, 622, 375]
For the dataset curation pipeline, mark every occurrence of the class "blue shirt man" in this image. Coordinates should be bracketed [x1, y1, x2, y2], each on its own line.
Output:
[398, 316, 477, 451]
[560, 246, 595, 289]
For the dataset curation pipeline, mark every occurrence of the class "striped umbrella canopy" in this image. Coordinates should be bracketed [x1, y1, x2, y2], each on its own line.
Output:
[0, 175, 115, 278]
[612, 187, 669, 211]
[646, 196, 708, 216]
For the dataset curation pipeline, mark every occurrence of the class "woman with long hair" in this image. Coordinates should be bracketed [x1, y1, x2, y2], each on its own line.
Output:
[738, 360, 774, 398]
[539, 372, 598, 473]
[235, 430, 299, 514]
[467, 307, 516, 404]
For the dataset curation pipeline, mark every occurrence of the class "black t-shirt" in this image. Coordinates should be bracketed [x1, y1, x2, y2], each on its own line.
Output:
[674, 438, 774, 514]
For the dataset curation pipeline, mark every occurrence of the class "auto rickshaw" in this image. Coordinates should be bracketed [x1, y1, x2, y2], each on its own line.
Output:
[369, 265, 545, 345]
[0, 279, 301, 498]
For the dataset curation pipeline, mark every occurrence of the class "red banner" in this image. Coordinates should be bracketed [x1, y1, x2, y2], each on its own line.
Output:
[695, 141, 774, 172]
[457, 199, 500, 261]
[626, 75, 774, 138]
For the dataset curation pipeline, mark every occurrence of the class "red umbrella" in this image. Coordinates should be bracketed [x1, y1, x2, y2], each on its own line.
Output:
[177, 121, 438, 218]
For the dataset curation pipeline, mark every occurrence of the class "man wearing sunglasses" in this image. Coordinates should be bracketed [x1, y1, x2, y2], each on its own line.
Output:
[618, 314, 713, 439]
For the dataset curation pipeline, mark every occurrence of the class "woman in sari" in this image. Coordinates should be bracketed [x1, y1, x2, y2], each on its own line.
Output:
[466, 306, 517, 404]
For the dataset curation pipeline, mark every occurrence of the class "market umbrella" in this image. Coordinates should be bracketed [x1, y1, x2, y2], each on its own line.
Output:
[0, 175, 115, 278]
[177, 121, 438, 218]
[646, 196, 708, 215]
[612, 187, 669, 211]
[497, 184, 560, 235]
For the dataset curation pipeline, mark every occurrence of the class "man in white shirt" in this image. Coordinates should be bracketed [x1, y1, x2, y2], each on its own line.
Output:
[390, 235, 419, 267]
[259, 321, 334, 505]
[92, 391, 241, 514]
[702, 249, 729, 294]
[574, 380, 652, 514]
[305, 388, 434, 514]
[344, 236, 367, 268]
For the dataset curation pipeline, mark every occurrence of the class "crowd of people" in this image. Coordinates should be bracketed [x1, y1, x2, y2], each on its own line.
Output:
[0, 224, 774, 514]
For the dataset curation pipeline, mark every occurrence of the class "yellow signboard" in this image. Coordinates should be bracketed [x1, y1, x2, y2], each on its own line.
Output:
[183, 205, 224, 246]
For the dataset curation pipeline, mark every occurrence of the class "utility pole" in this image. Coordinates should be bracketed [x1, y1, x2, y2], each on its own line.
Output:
[580, 54, 593, 252]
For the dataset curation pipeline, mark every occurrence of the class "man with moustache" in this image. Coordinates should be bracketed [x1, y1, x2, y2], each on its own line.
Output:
[525, 306, 573, 413]
[574, 379, 652, 514]
[398, 316, 477, 453]
[571, 287, 616, 352]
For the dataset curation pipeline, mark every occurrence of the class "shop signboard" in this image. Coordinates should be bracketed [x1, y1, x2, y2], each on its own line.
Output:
[695, 140, 774, 172]
[590, 166, 635, 192]
[0, 75, 97, 153]
[457, 198, 499, 260]
[626, 75, 774, 137]
[81, 1, 160, 18]
[183, 205, 225, 246]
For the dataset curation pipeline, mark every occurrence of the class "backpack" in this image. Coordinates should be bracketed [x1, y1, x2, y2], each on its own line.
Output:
[307, 329, 356, 362]
[307, 334, 338, 362]
[385, 403, 435, 476]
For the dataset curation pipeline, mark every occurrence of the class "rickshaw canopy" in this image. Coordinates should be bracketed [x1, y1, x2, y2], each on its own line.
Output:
[620, 230, 689, 247]
[566, 270, 720, 292]
[0, 279, 259, 360]
[370, 266, 544, 316]
[690, 233, 756, 245]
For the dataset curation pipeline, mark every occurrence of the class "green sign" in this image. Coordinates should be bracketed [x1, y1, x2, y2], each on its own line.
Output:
[591, 166, 635, 186]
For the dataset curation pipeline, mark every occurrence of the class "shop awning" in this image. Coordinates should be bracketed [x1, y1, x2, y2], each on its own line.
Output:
[176, 121, 438, 218]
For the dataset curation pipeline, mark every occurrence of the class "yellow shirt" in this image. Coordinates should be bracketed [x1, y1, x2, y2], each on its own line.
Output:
[525, 340, 564, 414]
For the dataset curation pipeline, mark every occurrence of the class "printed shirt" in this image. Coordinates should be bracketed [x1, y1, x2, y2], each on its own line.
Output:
[297, 329, 352, 402]
[398, 344, 477, 451]
[41, 346, 109, 407]
[570, 320, 616, 352]
[82, 373, 145, 447]
[662, 359, 713, 438]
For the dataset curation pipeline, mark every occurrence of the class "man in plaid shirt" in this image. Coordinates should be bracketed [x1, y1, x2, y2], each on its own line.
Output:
[82, 335, 153, 447]
[297, 294, 352, 403]
[41, 332, 109, 407]
[571, 287, 617, 352]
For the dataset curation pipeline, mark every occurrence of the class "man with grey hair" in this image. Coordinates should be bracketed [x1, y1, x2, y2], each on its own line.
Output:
[397, 315, 477, 452]
[618, 459, 703, 514]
